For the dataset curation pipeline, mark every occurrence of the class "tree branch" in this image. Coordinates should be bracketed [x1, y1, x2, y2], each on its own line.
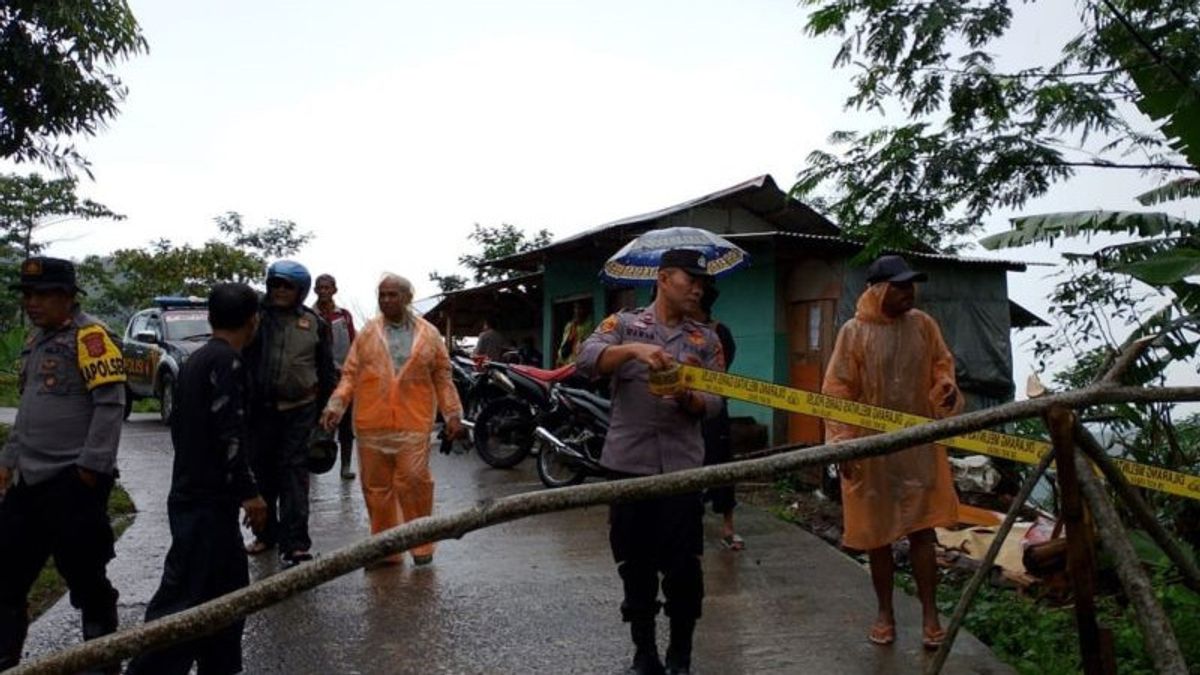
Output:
[13, 383, 1200, 675]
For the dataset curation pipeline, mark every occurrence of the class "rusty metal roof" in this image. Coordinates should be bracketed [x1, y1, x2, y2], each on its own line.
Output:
[725, 231, 1039, 271]
[491, 174, 841, 271]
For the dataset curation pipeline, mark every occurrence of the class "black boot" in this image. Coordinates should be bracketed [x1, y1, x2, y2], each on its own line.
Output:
[626, 619, 664, 675]
[81, 600, 120, 674]
[665, 617, 695, 674]
[0, 604, 29, 670]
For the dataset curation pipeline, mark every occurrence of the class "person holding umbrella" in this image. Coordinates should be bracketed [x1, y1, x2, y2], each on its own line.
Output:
[579, 242, 731, 675]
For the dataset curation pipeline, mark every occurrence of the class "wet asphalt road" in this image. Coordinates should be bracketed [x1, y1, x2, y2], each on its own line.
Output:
[19, 414, 1012, 674]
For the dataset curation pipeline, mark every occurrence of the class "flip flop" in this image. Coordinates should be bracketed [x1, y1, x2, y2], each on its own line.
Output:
[868, 622, 896, 646]
[922, 626, 947, 650]
[720, 533, 746, 551]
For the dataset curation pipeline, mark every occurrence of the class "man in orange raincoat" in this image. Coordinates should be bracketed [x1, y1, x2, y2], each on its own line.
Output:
[319, 274, 464, 566]
[822, 255, 963, 650]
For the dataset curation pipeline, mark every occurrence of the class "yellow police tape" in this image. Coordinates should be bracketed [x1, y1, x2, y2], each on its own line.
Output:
[679, 365, 1200, 502]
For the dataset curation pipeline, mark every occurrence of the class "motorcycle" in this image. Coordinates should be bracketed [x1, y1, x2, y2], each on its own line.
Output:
[533, 384, 611, 488]
[472, 362, 584, 468]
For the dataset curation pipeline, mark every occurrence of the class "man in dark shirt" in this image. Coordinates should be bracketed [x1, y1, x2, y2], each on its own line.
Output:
[126, 283, 267, 675]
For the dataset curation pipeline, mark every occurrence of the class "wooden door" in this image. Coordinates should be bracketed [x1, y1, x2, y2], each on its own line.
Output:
[787, 299, 835, 445]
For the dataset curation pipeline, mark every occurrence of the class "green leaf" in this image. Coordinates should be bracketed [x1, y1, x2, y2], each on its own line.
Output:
[1111, 247, 1200, 286]
[981, 210, 1194, 250]
[1135, 177, 1200, 206]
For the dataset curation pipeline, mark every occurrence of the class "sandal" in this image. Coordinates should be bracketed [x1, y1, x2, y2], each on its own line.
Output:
[868, 622, 896, 646]
[922, 626, 947, 650]
[245, 540, 273, 555]
[720, 533, 746, 551]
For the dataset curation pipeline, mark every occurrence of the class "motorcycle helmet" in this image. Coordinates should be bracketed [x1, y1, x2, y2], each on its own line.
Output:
[265, 260, 312, 306]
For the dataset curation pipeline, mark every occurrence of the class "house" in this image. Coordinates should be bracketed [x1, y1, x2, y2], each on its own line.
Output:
[428, 175, 1041, 447]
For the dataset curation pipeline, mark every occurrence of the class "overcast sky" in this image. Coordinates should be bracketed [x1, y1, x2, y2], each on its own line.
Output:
[8, 0, 1200, 386]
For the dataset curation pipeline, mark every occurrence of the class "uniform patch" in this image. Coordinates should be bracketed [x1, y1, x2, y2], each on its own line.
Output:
[76, 325, 126, 390]
[598, 315, 619, 334]
[298, 317, 312, 330]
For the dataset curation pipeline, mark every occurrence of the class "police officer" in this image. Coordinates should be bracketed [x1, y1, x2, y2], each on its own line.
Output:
[576, 248, 726, 675]
[0, 257, 125, 672]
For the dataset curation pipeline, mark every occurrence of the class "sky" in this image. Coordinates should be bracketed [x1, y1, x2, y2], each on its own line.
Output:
[10, 0, 1200, 389]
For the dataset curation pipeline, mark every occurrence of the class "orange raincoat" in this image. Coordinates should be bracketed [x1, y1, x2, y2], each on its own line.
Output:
[327, 313, 462, 560]
[822, 284, 963, 551]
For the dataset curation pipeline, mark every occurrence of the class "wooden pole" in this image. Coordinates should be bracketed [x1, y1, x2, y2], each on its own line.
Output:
[1049, 406, 1115, 675]
[925, 448, 1055, 675]
[1074, 423, 1200, 593]
[1074, 451, 1189, 675]
[11, 384, 1200, 675]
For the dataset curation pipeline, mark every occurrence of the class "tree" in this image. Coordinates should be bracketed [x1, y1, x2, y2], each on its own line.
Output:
[0, 173, 124, 257]
[0, 1, 148, 173]
[794, 1, 1200, 544]
[79, 213, 313, 327]
[791, 0, 1200, 256]
[0, 173, 123, 328]
[429, 223, 551, 292]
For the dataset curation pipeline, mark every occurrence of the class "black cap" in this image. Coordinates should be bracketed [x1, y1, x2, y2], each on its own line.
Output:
[659, 248, 712, 278]
[865, 255, 928, 285]
[9, 257, 84, 294]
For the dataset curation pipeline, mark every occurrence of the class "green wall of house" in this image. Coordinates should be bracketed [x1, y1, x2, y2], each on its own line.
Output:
[541, 249, 782, 440]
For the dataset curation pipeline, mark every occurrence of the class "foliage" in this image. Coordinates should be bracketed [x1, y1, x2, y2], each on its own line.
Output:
[0, 1, 147, 173]
[78, 213, 311, 328]
[430, 223, 551, 291]
[792, 0, 1200, 257]
[893, 567, 1200, 675]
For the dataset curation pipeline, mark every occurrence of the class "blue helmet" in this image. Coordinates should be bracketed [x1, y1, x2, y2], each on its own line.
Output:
[265, 260, 312, 306]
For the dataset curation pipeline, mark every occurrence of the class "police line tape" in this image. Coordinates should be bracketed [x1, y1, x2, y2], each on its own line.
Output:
[679, 365, 1200, 502]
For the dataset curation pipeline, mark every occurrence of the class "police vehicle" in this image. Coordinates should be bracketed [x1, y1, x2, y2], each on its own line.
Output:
[122, 296, 210, 423]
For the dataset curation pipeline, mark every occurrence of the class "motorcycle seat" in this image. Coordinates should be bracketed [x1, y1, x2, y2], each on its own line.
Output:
[510, 363, 577, 383]
[559, 386, 610, 411]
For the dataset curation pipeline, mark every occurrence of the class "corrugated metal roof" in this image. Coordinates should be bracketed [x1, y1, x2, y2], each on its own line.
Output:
[726, 231, 1041, 271]
[491, 174, 841, 270]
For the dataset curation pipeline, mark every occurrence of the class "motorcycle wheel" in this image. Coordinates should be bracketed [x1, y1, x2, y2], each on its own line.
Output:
[536, 431, 587, 488]
[474, 397, 534, 468]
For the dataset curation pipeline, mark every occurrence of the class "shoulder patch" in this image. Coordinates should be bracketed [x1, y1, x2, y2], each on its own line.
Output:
[597, 314, 619, 334]
[298, 317, 312, 330]
[77, 325, 126, 389]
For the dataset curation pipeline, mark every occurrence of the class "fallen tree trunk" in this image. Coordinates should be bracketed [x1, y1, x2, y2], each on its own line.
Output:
[1075, 451, 1188, 675]
[1074, 423, 1200, 593]
[13, 383, 1200, 675]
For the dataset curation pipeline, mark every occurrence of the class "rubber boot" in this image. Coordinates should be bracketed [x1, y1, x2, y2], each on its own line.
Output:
[665, 616, 695, 674]
[627, 618, 664, 675]
[81, 600, 120, 674]
[0, 603, 29, 671]
[340, 445, 355, 479]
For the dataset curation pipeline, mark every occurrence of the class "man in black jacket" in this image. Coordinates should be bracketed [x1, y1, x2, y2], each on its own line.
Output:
[242, 261, 336, 568]
[127, 283, 267, 675]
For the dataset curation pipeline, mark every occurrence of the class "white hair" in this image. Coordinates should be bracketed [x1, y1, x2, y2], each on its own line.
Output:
[378, 272, 414, 295]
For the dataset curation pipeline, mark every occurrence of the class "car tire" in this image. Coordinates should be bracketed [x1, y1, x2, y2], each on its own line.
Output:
[123, 385, 134, 420]
[159, 372, 175, 425]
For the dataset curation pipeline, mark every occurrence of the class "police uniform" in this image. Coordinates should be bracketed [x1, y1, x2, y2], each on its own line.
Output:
[575, 266, 725, 674]
[0, 258, 125, 671]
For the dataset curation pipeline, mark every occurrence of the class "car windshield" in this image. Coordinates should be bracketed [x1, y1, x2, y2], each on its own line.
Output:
[163, 310, 211, 340]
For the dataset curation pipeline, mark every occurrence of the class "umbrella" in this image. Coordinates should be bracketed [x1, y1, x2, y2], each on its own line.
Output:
[600, 227, 751, 286]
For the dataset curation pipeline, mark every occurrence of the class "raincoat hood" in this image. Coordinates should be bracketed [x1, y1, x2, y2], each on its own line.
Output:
[266, 260, 312, 307]
[854, 283, 913, 325]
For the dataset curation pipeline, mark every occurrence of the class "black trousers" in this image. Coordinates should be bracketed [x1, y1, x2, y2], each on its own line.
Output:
[126, 503, 249, 675]
[701, 406, 737, 515]
[609, 489, 705, 623]
[250, 403, 316, 553]
[0, 469, 119, 670]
